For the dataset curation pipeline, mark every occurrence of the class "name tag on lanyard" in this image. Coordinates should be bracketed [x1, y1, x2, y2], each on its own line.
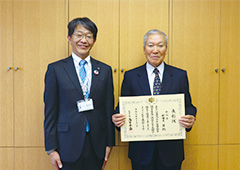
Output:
[77, 98, 94, 112]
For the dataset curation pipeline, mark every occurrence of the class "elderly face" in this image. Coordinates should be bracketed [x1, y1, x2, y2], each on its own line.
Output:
[144, 33, 167, 67]
[68, 25, 95, 59]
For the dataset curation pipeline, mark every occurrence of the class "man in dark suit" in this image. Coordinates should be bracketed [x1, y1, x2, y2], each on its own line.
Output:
[44, 17, 115, 170]
[112, 29, 197, 170]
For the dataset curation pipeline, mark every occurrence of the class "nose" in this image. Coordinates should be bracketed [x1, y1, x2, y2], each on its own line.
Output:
[153, 46, 159, 53]
[80, 36, 87, 43]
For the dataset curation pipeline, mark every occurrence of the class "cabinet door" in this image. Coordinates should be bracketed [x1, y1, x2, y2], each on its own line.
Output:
[0, 148, 14, 170]
[219, 145, 240, 170]
[14, 0, 67, 146]
[182, 145, 218, 170]
[120, 0, 169, 72]
[171, 0, 220, 145]
[15, 148, 53, 170]
[219, 1, 240, 144]
[0, 0, 14, 146]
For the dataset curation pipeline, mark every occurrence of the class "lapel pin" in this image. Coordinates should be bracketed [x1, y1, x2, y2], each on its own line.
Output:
[94, 70, 99, 75]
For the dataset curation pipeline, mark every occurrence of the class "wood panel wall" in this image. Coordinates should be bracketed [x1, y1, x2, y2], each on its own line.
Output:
[0, 0, 240, 170]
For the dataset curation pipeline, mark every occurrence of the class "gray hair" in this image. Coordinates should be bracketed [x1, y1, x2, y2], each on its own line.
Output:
[143, 29, 168, 47]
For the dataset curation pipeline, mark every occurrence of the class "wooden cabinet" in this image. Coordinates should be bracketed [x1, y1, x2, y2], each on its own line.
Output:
[171, 0, 240, 169]
[172, 0, 220, 145]
[0, 149, 14, 170]
[0, 0, 14, 147]
[1, 0, 67, 169]
[182, 145, 218, 170]
[0, 2, 14, 169]
[13, 0, 67, 147]
[219, 1, 240, 144]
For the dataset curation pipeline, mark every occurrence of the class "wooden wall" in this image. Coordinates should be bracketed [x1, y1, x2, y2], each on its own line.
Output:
[0, 0, 240, 169]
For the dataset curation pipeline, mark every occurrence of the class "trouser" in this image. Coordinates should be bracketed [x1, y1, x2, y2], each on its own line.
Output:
[131, 149, 182, 170]
[61, 133, 103, 170]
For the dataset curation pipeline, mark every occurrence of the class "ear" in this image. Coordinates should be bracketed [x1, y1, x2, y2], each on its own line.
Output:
[93, 39, 96, 45]
[143, 46, 146, 55]
[67, 35, 72, 44]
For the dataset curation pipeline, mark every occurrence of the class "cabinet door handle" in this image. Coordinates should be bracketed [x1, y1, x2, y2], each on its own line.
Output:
[114, 68, 117, 72]
[7, 67, 12, 70]
[215, 69, 219, 73]
[121, 68, 124, 72]
[222, 68, 225, 72]
[14, 67, 19, 71]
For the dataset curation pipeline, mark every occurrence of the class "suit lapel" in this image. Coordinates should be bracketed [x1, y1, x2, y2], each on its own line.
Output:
[62, 56, 84, 98]
[137, 64, 151, 95]
[161, 64, 174, 94]
[89, 57, 100, 98]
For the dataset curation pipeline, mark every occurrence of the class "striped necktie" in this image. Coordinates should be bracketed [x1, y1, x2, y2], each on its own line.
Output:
[79, 60, 90, 132]
[79, 60, 87, 84]
[79, 60, 89, 98]
[153, 68, 162, 95]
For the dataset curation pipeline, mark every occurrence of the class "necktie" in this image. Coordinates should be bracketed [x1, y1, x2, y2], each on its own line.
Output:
[79, 60, 87, 84]
[153, 68, 162, 95]
[79, 60, 89, 98]
[79, 60, 90, 132]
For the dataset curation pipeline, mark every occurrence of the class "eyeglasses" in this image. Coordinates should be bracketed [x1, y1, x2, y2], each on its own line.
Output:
[72, 33, 93, 41]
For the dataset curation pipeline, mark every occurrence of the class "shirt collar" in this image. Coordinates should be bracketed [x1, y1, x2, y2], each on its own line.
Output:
[72, 52, 91, 64]
[146, 61, 164, 76]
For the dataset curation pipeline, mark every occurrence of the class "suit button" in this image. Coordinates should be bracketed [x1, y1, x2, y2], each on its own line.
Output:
[83, 123, 86, 126]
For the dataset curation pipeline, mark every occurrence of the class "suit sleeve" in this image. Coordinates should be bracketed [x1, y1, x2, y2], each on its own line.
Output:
[114, 71, 132, 131]
[44, 64, 59, 151]
[115, 71, 132, 114]
[182, 71, 197, 132]
[105, 66, 115, 146]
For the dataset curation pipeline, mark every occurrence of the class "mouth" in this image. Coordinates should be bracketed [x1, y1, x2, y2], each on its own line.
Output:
[151, 55, 159, 59]
[78, 44, 89, 49]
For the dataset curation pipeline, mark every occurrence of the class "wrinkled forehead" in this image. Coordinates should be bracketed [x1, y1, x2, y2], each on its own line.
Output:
[146, 33, 167, 44]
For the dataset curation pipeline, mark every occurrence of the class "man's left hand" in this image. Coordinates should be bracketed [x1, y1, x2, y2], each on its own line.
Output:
[179, 115, 196, 129]
[102, 146, 112, 169]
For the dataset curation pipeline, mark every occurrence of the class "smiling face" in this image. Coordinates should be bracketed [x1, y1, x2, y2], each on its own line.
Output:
[144, 33, 168, 67]
[68, 25, 96, 59]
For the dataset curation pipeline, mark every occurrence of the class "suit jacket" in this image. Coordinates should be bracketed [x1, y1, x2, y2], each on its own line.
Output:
[118, 62, 197, 167]
[44, 56, 115, 162]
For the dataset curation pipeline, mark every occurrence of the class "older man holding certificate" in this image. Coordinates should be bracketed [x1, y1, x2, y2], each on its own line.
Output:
[112, 29, 197, 170]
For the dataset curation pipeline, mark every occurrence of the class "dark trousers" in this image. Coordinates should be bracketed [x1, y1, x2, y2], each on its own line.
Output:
[61, 133, 103, 170]
[131, 149, 182, 170]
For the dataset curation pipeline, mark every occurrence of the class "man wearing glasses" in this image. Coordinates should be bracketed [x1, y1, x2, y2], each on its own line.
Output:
[44, 17, 115, 170]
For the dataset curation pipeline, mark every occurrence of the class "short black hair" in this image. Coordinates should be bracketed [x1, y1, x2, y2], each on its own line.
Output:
[68, 17, 98, 40]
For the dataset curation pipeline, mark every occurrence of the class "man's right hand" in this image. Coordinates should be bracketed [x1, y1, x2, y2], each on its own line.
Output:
[112, 113, 126, 127]
[49, 151, 63, 170]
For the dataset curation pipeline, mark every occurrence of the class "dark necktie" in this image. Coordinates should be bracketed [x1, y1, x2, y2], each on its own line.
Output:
[153, 68, 162, 95]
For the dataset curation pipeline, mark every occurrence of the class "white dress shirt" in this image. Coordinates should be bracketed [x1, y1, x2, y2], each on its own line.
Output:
[146, 62, 164, 95]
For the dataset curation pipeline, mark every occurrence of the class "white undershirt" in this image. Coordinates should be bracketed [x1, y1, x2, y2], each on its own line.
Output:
[146, 62, 164, 95]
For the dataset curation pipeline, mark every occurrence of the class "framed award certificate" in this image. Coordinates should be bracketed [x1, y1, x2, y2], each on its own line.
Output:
[119, 94, 186, 142]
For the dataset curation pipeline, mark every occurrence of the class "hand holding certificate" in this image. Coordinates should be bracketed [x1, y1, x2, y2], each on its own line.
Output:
[119, 94, 186, 142]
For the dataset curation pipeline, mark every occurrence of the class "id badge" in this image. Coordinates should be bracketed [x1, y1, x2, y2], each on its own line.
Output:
[77, 98, 94, 112]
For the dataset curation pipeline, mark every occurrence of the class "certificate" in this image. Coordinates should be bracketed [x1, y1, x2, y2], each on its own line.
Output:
[119, 94, 185, 142]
